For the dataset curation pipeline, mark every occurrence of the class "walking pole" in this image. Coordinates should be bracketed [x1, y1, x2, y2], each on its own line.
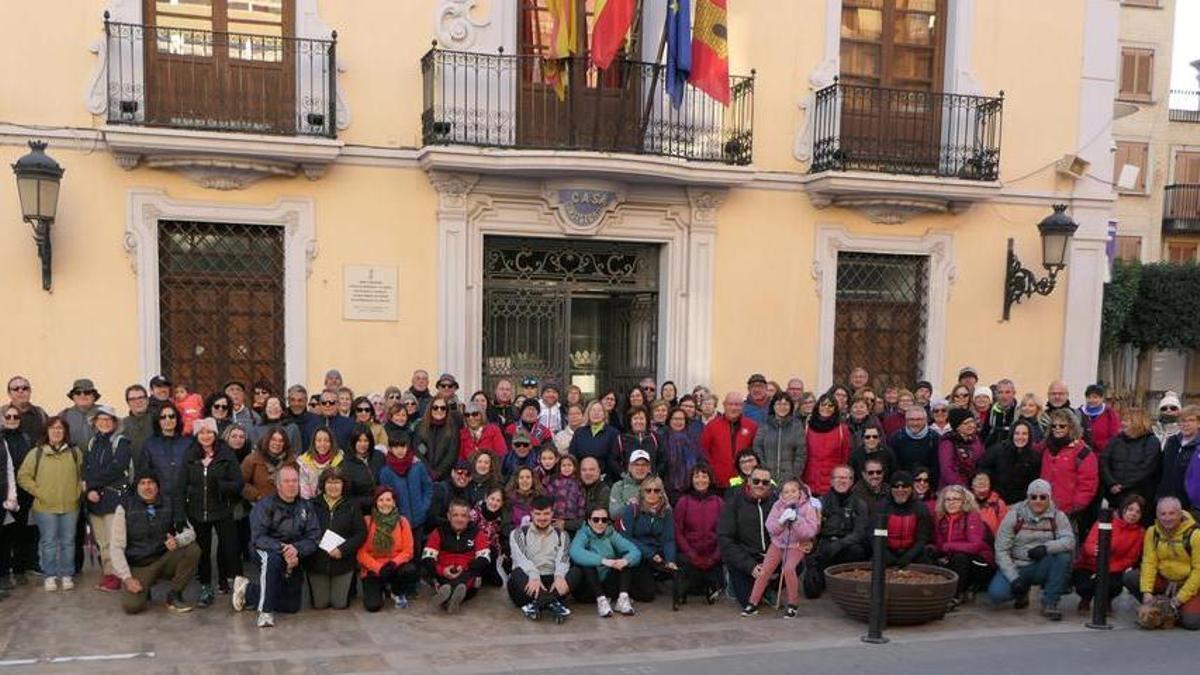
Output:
[1086, 506, 1114, 630]
[862, 513, 890, 644]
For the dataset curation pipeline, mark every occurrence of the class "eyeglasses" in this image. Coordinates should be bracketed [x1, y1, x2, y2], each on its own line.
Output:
[159, 413, 177, 420]
[1028, 494, 1050, 501]
[1050, 423, 1068, 429]
[644, 487, 663, 493]
[953, 393, 969, 399]
[431, 405, 449, 412]
[211, 403, 229, 410]
[513, 442, 531, 448]
[437, 383, 456, 389]
[74, 390, 97, 397]
[2, 414, 19, 421]
[9, 385, 30, 392]
[355, 407, 373, 413]
[127, 395, 147, 402]
[387, 394, 401, 399]
[750, 478, 771, 486]
[320, 400, 336, 406]
[914, 477, 930, 483]
[590, 516, 610, 524]
[891, 484, 913, 489]
[865, 470, 884, 476]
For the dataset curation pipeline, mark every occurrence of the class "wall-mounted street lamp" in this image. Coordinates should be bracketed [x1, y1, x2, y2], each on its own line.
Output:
[1003, 204, 1079, 320]
[11, 141, 64, 291]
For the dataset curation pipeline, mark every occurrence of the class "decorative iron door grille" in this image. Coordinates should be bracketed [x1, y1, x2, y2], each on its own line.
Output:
[158, 220, 285, 395]
[482, 237, 659, 397]
[833, 252, 929, 390]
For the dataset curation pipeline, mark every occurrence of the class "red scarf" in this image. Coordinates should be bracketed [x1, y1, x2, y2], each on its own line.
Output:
[386, 451, 415, 477]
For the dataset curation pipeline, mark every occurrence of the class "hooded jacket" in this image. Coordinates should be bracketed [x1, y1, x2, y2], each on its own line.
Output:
[674, 489, 723, 569]
[934, 510, 993, 563]
[752, 415, 807, 484]
[304, 494, 367, 578]
[183, 443, 244, 524]
[1159, 433, 1200, 511]
[700, 415, 758, 488]
[993, 499, 1076, 581]
[1138, 511, 1200, 604]
[569, 523, 641, 581]
[1100, 432, 1161, 494]
[1038, 438, 1099, 515]
[717, 485, 777, 575]
[1074, 516, 1143, 574]
[803, 422, 851, 496]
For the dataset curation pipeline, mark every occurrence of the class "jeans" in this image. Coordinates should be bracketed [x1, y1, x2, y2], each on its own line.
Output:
[987, 552, 1072, 605]
[32, 510, 78, 578]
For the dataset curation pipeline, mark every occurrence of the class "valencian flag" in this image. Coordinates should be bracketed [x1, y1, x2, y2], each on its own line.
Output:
[590, 0, 636, 70]
[690, 0, 729, 105]
[666, 0, 693, 109]
[544, 0, 578, 101]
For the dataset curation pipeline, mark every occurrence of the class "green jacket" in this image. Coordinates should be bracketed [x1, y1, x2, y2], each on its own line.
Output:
[608, 474, 643, 520]
[570, 524, 641, 581]
[17, 443, 83, 514]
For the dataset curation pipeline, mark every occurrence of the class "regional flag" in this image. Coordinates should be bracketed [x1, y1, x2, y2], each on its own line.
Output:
[666, 0, 693, 109]
[690, 0, 730, 105]
[543, 0, 578, 101]
[591, 0, 637, 71]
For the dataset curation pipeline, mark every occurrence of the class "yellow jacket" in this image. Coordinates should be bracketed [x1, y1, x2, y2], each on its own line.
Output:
[1139, 511, 1200, 604]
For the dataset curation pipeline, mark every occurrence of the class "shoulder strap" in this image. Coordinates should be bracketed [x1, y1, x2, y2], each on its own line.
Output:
[1074, 445, 1091, 469]
[1158, 525, 1195, 556]
[33, 446, 46, 480]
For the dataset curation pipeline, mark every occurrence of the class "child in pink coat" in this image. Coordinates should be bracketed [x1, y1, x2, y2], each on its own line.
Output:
[747, 479, 821, 617]
[173, 384, 204, 436]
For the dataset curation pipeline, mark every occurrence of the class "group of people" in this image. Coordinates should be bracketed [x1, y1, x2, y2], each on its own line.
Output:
[1, 366, 1197, 631]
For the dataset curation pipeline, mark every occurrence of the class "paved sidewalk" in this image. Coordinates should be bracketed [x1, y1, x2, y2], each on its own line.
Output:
[0, 569, 1156, 673]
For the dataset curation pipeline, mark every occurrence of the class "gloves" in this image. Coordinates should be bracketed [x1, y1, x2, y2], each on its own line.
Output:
[780, 508, 798, 523]
[809, 497, 822, 511]
[1009, 576, 1031, 597]
[1027, 545, 1047, 561]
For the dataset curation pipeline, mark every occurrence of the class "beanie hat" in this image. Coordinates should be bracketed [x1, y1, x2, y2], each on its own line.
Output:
[1160, 391, 1182, 411]
[973, 386, 993, 401]
[948, 408, 973, 430]
[1026, 478, 1053, 497]
[520, 398, 541, 415]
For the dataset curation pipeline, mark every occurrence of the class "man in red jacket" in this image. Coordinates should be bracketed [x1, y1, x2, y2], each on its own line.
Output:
[700, 392, 758, 491]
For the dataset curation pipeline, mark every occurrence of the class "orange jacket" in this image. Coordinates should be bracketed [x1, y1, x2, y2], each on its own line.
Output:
[356, 515, 414, 577]
[976, 490, 1009, 537]
[174, 393, 204, 436]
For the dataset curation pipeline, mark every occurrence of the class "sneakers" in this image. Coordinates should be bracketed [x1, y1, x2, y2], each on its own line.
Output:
[597, 596, 613, 617]
[1013, 592, 1030, 610]
[740, 603, 759, 617]
[520, 602, 541, 621]
[44, 577, 57, 592]
[446, 584, 468, 614]
[614, 592, 634, 616]
[59, 576, 74, 591]
[1042, 601, 1063, 622]
[166, 590, 194, 614]
[432, 583, 453, 609]
[231, 575, 249, 612]
[706, 587, 723, 605]
[256, 611, 275, 628]
[547, 599, 571, 617]
[197, 585, 215, 608]
[96, 574, 122, 592]
[394, 593, 409, 609]
[784, 605, 798, 619]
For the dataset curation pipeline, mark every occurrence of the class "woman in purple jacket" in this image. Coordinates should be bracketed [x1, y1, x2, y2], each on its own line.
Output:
[938, 409, 986, 488]
[672, 465, 725, 606]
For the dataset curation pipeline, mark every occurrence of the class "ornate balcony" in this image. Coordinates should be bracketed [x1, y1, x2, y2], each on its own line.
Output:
[1164, 184, 1200, 235]
[418, 48, 755, 182]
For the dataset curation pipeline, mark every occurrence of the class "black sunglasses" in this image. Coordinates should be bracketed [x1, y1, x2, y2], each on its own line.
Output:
[211, 403, 229, 410]
[159, 413, 177, 420]
[2, 414, 20, 421]
[9, 385, 30, 392]
[750, 478, 771, 486]
[863, 433, 880, 439]
[1028, 494, 1050, 501]
[320, 400, 337, 406]
[590, 516, 610, 524]
[355, 407, 373, 413]
[513, 441, 531, 447]
[866, 470, 884, 476]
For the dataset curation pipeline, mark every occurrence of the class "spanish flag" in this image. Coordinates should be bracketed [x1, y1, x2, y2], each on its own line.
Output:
[690, 0, 730, 105]
[591, 0, 637, 70]
[543, 0, 578, 101]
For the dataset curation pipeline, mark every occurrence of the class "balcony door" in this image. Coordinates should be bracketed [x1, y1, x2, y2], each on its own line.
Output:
[144, 0, 296, 133]
[839, 0, 947, 173]
[517, 0, 644, 152]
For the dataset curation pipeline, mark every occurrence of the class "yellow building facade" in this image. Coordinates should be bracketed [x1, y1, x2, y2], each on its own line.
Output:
[0, 0, 1122, 402]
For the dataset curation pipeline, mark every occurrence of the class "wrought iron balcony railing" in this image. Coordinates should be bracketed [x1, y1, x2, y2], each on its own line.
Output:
[1170, 90, 1200, 123]
[1164, 184, 1200, 234]
[810, 80, 1004, 181]
[104, 16, 336, 138]
[420, 48, 754, 165]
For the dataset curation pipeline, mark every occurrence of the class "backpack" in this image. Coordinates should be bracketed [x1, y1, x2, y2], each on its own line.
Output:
[1012, 512, 1058, 540]
[33, 445, 82, 482]
[1152, 524, 1196, 557]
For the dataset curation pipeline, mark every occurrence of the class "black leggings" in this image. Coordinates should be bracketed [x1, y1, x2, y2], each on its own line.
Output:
[1072, 569, 1124, 601]
[939, 553, 996, 595]
[573, 565, 631, 602]
[194, 518, 241, 587]
[677, 561, 725, 597]
[362, 562, 419, 612]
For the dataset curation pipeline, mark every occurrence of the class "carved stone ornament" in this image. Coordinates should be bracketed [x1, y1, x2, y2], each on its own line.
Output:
[808, 194, 969, 224]
[142, 156, 300, 190]
[686, 187, 726, 232]
[544, 189, 621, 235]
[428, 172, 480, 211]
[437, 0, 492, 49]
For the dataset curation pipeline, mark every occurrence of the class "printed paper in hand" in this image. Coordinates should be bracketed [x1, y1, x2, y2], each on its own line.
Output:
[319, 529, 345, 553]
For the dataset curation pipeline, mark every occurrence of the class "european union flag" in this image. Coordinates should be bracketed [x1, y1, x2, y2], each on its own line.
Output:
[666, 0, 692, 109]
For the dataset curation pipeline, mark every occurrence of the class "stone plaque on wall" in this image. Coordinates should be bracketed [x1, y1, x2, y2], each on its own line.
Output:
[343, 265, 398, 321]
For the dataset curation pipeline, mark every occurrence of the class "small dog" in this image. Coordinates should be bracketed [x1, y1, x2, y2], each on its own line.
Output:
[1137, 597, 1179, 630]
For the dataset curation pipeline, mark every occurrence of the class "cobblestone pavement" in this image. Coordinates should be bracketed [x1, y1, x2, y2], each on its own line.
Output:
[0, 569, 1172, 673]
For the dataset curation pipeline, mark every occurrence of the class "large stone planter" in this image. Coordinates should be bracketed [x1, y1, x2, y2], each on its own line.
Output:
[825, 562, 958, 626]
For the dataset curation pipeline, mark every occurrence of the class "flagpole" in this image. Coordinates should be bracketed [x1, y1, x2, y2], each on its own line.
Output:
[638, 4, 670, 148]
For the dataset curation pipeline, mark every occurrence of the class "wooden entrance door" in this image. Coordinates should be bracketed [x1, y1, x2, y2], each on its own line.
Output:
[839, 0, 947, 173]
[517, 0, 644, 151]
[144, 0, 296, 133]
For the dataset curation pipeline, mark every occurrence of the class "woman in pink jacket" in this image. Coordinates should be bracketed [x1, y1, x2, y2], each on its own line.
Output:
[932, 484, 995, 606]
[744, 479, 820, 618]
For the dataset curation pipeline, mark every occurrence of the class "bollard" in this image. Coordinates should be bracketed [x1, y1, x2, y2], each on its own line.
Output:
[862, 513, 890, 644]
[1086, 507, 1114, 630]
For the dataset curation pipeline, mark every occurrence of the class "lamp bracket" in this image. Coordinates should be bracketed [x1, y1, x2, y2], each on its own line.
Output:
[1003, 238, 1061, 320]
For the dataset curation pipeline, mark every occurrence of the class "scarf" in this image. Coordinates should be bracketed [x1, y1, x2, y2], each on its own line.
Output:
[371, 506, 401, 555]
[590, 422, 605, 435]
[1082, 402, 1105, 418]
[808, 412, 839, 434]
[949, 432, 978, 479]
[386, 451, 415, 477]
[904, 425, 930, 440]
[1047, 434, 1072, 452]
[311, 449, 334, 467]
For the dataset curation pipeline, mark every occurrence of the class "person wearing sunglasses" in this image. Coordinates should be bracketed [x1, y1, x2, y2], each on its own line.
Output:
[803, 394, 851, 497]
[1036, 409, 1099, 532]
[0, 403, 36, 589]
[5, 376, 47, 442]
[203, 393, 234, 437]
[309, 392, 355, 454]
[351, 396, 388, 448]
[988, 478, 1075, 621]
[1158, 404, 1200, 514]
[1152, 391, 1182, 445]
[878, 471, 933, 569]
[505, 399, 553, 450]
[458, 402, 506, 460]
[60, 378, 101, 450]
[414, 396, 461, 483]
[932, 484, 995, 608]
[1078, 383, 1121, 455]
[850, 458, 889, 513]
[718, 466, 777, 610]
[569, 505, 641, 617]
[144, 401, 192, 504]
[849, 425, 896, 485]
[620, 476, 679, 610]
